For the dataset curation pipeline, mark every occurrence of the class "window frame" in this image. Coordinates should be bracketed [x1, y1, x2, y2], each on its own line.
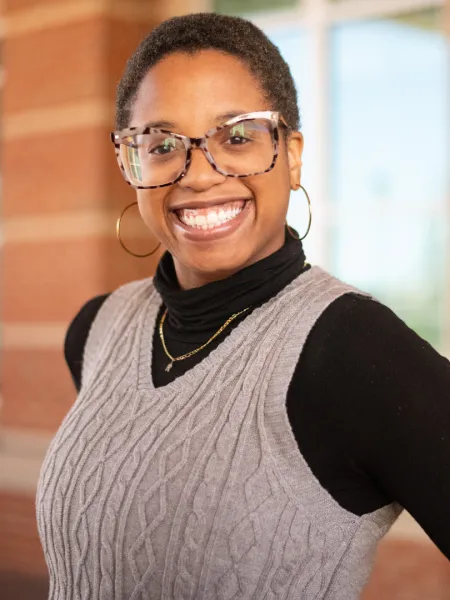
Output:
[247, 0, 449, 355]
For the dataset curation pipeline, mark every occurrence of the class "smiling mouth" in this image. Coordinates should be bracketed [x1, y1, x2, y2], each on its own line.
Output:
[173, 199, 249, 230]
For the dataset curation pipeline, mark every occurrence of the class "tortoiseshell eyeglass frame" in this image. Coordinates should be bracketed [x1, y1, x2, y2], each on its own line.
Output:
[110, 110, 289, 190]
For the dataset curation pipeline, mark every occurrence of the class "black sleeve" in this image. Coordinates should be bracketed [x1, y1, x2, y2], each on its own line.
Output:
[64, 294, 110, 392]
[296, 293, 450, 558]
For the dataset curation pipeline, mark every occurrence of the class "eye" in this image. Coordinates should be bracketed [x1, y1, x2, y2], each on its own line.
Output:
[228, 135, 249, 145]
[226, 123, 251, 145]
[149, 137, 178, 155]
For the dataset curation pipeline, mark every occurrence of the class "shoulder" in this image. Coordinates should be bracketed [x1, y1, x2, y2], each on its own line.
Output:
[291, 291, 450, 546]
[303, 290, 432, 370]
[299, 288, 450, 426]
[296, 287, 450, 432]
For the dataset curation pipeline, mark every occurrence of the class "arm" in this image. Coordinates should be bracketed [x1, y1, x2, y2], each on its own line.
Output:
[64, 294, 110, 392]
[297, 293, 450, 557]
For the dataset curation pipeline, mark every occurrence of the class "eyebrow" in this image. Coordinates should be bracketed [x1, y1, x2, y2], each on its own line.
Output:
[144, 119, 177, 130]
[213, 111, 249, 124]
[142, 111, 249, 132]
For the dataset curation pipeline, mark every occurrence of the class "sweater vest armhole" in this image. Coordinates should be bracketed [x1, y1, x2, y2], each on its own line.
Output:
[264, 268, 375, 521]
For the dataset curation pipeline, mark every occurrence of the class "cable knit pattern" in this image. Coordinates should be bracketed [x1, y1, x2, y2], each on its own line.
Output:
[37, 267, 401, 599]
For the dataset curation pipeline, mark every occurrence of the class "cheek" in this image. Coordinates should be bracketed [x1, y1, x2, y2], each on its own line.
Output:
[251, 160, 291, 216]
[136, 190, 167, 233]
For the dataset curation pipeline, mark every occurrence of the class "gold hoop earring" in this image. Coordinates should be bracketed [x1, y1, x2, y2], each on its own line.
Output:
[286, 185, 312, 241]
[116, 201, 161, 258]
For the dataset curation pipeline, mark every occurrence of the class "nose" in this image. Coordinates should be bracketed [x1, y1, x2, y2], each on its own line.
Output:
[177, 146, 226, 191]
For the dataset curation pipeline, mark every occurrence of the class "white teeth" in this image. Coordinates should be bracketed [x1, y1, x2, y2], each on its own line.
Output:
[195, 215, 206, 226]
[177, 202, 246, 229]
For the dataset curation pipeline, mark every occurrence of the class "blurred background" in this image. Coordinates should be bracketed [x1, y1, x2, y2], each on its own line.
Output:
[0, 0, 449, 598]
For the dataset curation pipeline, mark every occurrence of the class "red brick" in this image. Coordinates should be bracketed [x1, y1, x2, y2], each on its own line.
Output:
[2, 124, 141, 217]
[2, 237, 107, 322]
[3, 19, 106, 114]
[0, 492, 47, 575]
[2, 348, 76, 431]
[105, 17, 157, 100]
[5, 0, 61, 10]
[3, 17, 156, 114]
[3, 126, 112, 217]
[2, 235, 161, 322]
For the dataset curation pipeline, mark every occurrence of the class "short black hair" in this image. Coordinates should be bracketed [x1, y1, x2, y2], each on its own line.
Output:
[116, 12, 300, 132]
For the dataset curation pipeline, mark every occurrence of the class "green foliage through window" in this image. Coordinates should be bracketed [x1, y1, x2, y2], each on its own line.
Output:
[215, 0, 298, 16]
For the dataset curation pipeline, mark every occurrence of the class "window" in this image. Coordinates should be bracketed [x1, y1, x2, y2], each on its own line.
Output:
[226, 0, 449, 351]
[215, 0, 298, 15]
[331, 8, 447, 345]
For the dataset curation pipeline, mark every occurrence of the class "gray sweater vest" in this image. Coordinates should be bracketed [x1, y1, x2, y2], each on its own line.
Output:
[37, 266, 401, 599]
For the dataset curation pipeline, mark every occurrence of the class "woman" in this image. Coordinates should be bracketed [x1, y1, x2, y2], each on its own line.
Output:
[37, 12, 450, 600]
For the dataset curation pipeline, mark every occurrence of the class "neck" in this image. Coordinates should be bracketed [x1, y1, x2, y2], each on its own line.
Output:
[173, 262, 236, 291]
[153, 231, 307, 333]
[173, 232, 286, 291]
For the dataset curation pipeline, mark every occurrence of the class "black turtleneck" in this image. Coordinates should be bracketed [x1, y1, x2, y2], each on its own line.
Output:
[151, 232, 309, 383]
[64, 235, 450, 558]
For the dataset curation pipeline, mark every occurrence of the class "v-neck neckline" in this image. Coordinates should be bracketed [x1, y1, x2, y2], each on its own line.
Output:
[136, 266, 321, 395]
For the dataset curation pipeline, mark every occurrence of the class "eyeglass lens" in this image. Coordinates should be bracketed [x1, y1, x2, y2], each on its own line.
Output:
[119, 118, 275, 187]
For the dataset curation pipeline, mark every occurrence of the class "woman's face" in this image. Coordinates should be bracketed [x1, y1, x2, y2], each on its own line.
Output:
[130, 49, 303, 288]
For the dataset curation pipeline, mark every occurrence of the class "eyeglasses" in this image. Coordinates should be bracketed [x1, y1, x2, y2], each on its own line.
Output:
[110, 111, 288, 189]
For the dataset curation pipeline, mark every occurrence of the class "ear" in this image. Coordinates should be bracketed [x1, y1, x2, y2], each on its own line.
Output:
[286, 131, 304, 191]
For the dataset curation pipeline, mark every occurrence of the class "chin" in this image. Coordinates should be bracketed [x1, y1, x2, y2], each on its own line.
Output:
[188, 248, 253, 279]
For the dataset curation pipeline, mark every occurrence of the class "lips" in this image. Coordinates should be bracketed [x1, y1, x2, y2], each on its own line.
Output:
[169, 198, 253, 241]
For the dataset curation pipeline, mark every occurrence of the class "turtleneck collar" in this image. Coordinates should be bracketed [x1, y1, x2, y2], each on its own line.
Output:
[153, 230, 307, 333]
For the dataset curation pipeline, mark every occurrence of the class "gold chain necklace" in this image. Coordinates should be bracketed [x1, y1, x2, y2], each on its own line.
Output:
[159, 306, 251, 372]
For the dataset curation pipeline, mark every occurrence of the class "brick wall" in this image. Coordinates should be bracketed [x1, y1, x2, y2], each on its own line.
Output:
[0, 0, 211, 582]
[0, 492, 47, 576]
[1, 2, 160, 435]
